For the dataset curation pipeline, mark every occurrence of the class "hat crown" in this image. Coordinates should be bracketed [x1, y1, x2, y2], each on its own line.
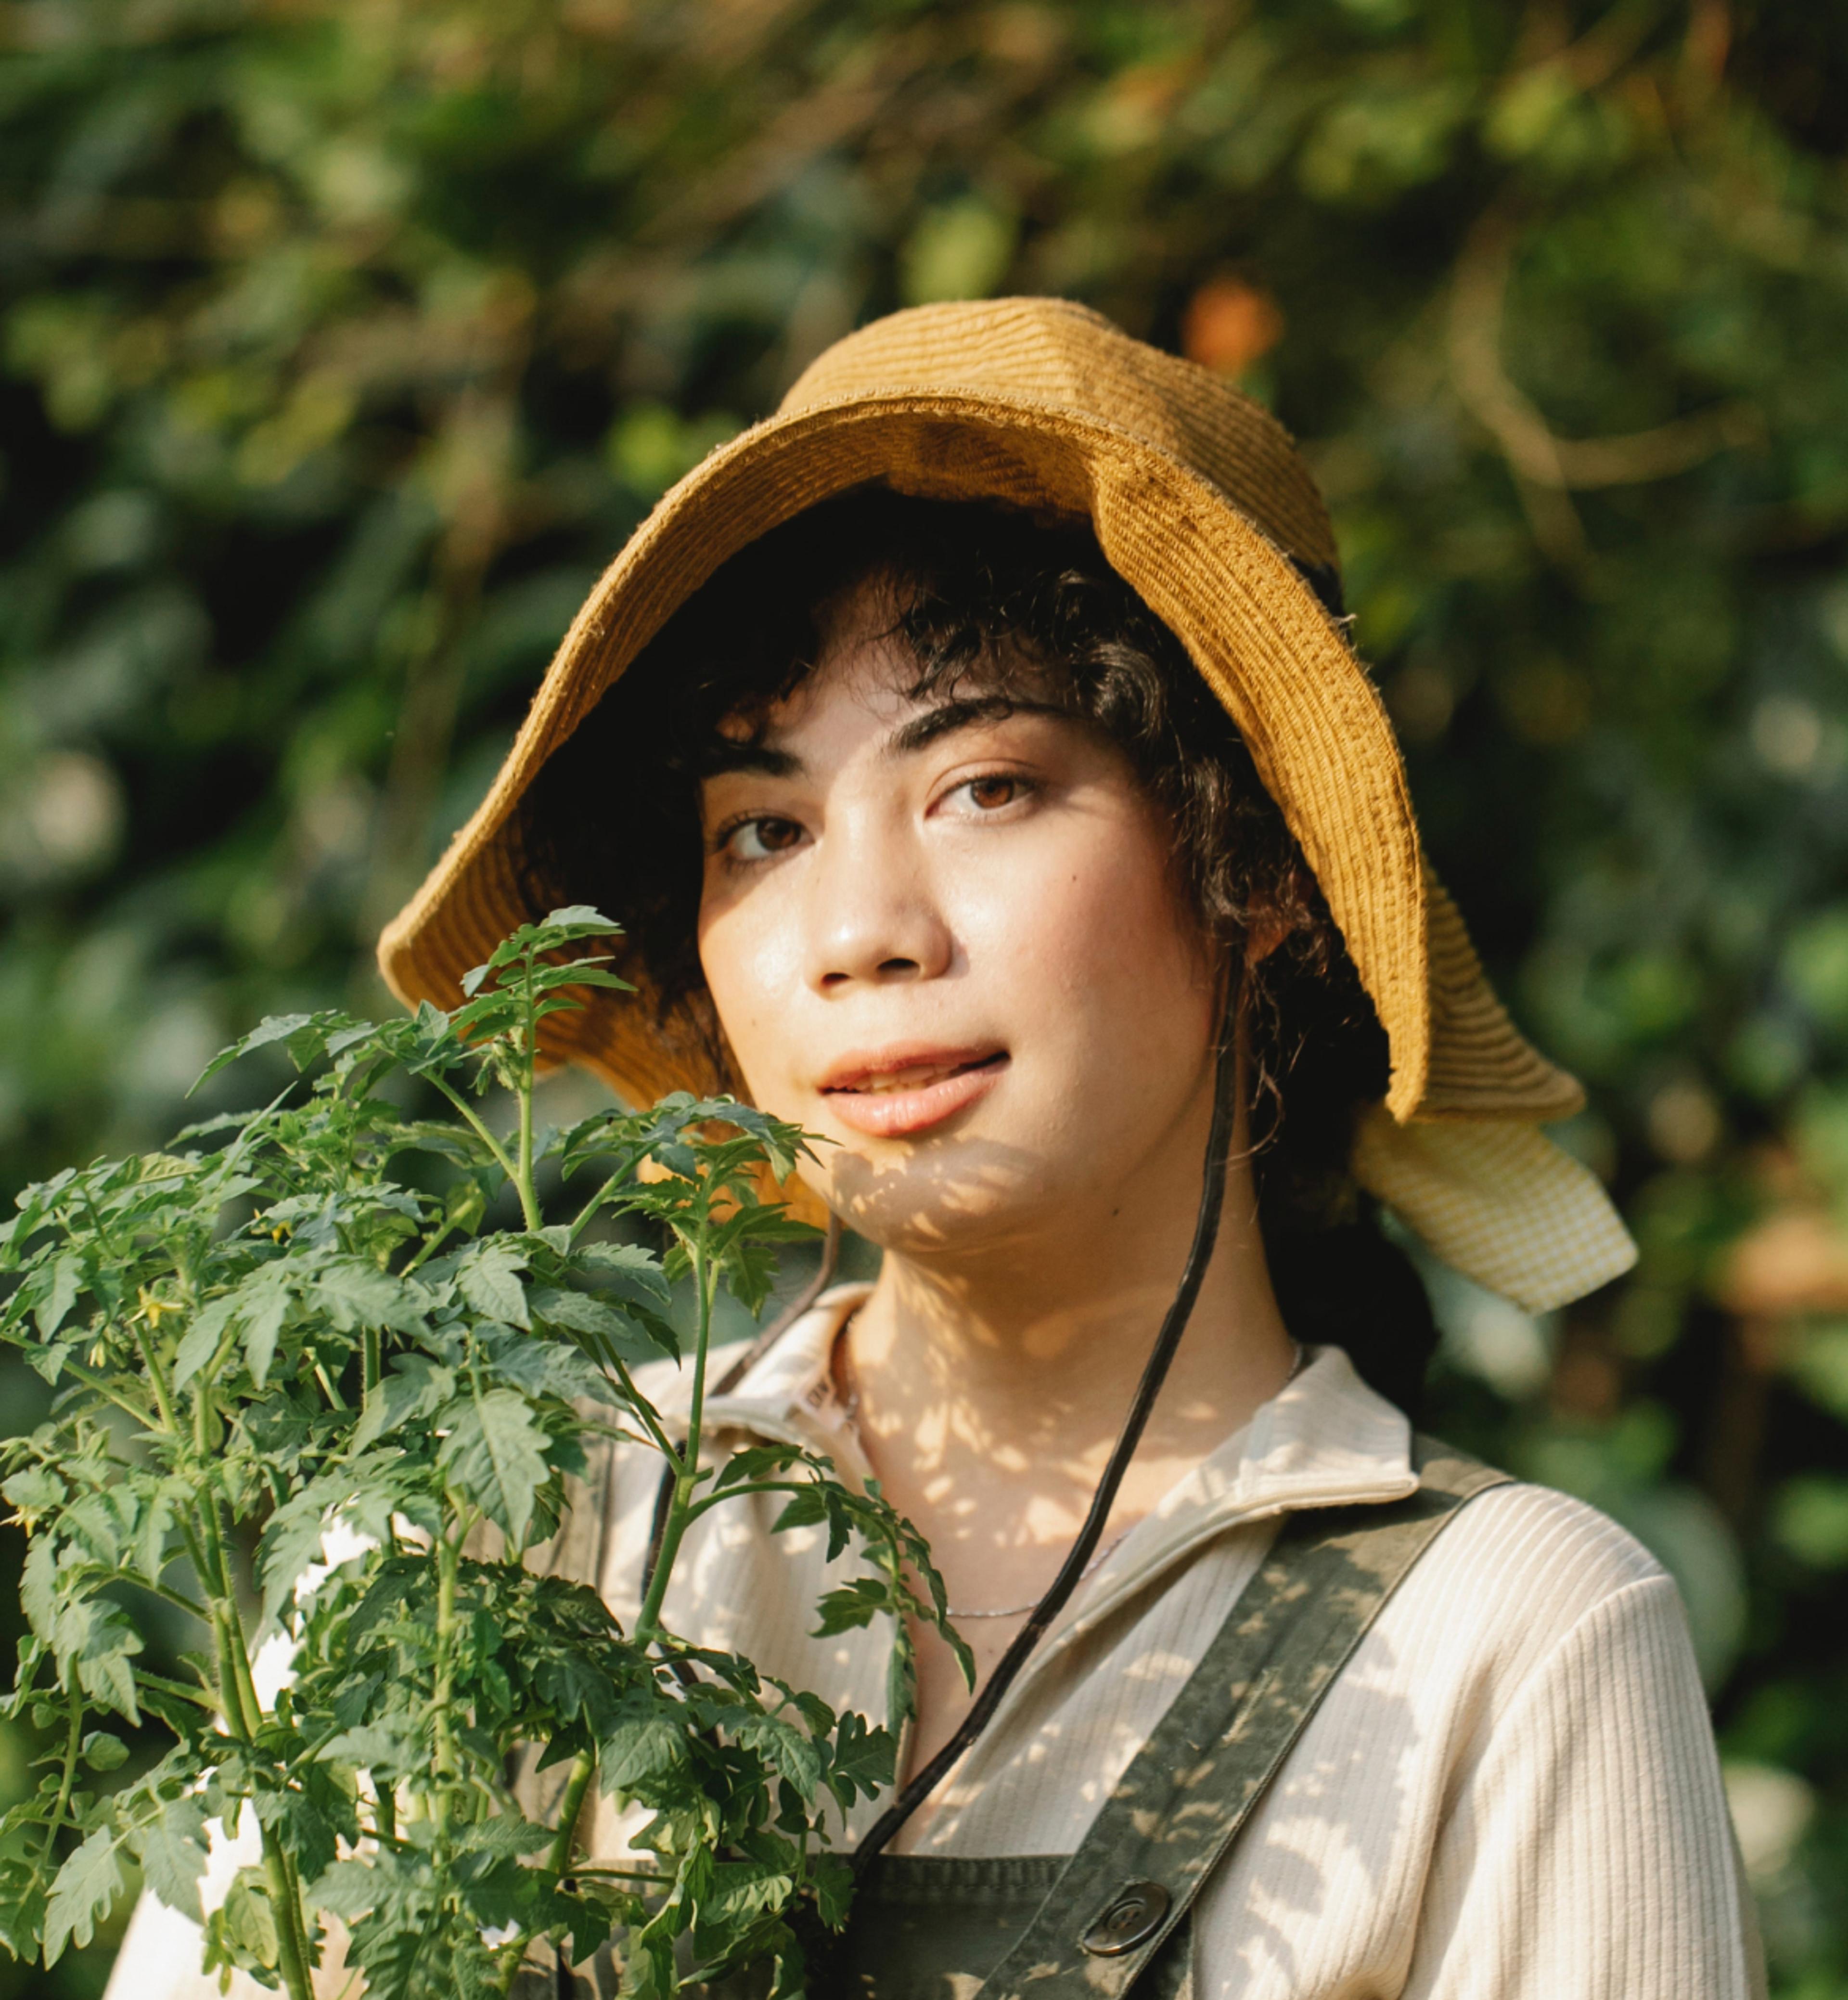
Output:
[779, 298, 1337, 573]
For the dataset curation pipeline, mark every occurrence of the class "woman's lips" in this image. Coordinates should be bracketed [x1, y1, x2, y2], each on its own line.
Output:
[819, 1049, 1009, 1138]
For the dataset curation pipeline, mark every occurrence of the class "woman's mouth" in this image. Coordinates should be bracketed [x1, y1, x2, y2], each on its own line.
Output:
[818, 1047, 1010, 1138]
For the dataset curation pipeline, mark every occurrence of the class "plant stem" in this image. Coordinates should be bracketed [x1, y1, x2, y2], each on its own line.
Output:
[133, 1666, 218, 1709]
[208, 1600, 315, 2000]
[595, 1347, 683, 1466]
[516, 951, 539, 1229]
[426, 1075, 526, 1215]
[130, 1317, 179, 1433]
[139, 1579, 212, 1621]
[680, 1480, 815, 1524]
[37, 1701, 82, 1871]
[362, 1325, 381, 1399]
[544, 1749, 597, 1878]
[198, 1494, 315, 2000]
[490, 1748, 599, 2000]
[634, 1240, 712, 1644]
[429, 1512, 466, 1863]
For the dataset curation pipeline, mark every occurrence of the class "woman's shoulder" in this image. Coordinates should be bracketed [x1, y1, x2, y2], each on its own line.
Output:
[1373, 1466, 1686, 1704]
[1437, 1467, 1668, 1593]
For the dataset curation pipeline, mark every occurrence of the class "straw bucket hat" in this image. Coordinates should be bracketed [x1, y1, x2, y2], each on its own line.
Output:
[379, 297, 1634, 1315]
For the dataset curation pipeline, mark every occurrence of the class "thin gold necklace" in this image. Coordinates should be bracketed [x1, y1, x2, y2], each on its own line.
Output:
[830, 1323, 1307, 1622]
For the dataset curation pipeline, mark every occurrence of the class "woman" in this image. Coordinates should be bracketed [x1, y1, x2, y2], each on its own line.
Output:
[123, 299, 1760, 1997]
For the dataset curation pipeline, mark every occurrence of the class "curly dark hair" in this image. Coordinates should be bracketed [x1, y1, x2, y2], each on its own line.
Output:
[512, 489, 1437, 1413]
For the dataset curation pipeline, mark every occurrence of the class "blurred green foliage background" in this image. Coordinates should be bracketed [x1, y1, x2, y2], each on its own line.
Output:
[3, 0, 1847, 1989]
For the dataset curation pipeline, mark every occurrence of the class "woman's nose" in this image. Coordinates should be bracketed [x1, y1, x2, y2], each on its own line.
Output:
[805, 831, 952, 992]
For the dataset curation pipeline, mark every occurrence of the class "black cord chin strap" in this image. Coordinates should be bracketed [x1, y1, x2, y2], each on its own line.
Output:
[851, 986, 1244, 1873]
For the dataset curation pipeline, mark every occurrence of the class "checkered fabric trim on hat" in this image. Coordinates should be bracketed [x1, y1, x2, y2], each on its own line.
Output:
[1351, 1107, 1638, 1314]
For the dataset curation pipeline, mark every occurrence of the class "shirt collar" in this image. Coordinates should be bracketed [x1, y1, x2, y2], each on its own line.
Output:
[704, 1279, 1419, 1530]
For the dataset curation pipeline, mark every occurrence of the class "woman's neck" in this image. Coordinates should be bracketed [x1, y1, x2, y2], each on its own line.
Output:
[839, 1144, 1297, 1789]
[840, 1144, 1296, 1581]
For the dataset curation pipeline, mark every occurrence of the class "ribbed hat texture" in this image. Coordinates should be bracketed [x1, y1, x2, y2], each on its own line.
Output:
[378, 298, 1634, 1312]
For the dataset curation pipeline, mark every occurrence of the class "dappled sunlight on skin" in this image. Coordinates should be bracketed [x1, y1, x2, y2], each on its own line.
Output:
[796, 1114, 1293, 1775]
[694, 572, 1300, 1773]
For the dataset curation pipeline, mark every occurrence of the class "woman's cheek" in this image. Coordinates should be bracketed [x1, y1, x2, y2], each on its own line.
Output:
[698, 900, 802, 1109]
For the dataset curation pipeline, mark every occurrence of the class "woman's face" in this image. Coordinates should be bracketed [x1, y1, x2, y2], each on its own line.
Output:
[695, 580, 1222, 1256]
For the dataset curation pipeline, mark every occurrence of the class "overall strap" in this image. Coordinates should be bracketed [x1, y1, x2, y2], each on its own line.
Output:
[975, 1438, 1511, 2000]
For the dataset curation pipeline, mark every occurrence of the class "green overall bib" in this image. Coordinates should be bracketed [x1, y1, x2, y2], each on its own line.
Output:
[523, 1438, 1508, 1999]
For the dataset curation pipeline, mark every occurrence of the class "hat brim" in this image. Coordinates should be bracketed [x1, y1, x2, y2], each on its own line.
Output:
[379, 386, 1580, 1129]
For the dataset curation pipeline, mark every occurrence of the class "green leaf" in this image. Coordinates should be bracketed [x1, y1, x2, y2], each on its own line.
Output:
[574, 1241, 670, 1303]
[811, 1577, 893, 1638]
[599, 1704, 687, 1791]
[32, 1255, 81, 1338]
[438, 1387, 549, 1545]
[240, 1272, 294, 1390]
[734, 1713, 821, 1799]
[306, 1858, 380, 1923]
[134, 1796, 208, 1922]
[457, 1242, 531, 1329]
[75, 1600, 143, 1723]
[191, 1012, 318, 1092]
[19, 1535, 57, 1644]
[80, 1731, 128, 1771]
[42, 1825, 127, 1964]
[2, 1466, 64, 1527]
[206, 1869, 281, 1983]
[175, 1265, 292, 1390]
[824, 1712, 897, 1809]
[257, 1483, 341, 1633]
[351, 1354, 453, 1450]
[253, 1782, 341, 1881]
[314, 1260, 422, 1335]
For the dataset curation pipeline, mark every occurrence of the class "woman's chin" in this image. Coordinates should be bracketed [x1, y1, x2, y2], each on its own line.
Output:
[816, 1135, 1057, 1257]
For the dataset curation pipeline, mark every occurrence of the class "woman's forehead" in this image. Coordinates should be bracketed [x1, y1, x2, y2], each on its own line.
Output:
[715, 581, 1051, 756]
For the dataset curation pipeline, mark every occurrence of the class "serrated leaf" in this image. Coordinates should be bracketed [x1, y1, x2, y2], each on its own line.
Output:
[176, 1264, 293, 1391]
[457, 1243, 530, 1329]
[257, 1483, 339, 1634]
[478, 1326, 609, 1404]
[42, 1825, 126, 1964]
[253, 1783, 340, 1881]
[2, 1466, 64, 1525]
[241, 1272, 293, 1390]
[315, 1722, 414, 1771]
[134, 1795, 208, 1922]
[351, 1354, 452, 1451]
[306, 1858, 379, 1922]
[75, 1601, 143, 1723]
[573, 1241, 670, 1303]
[437, 1388, 548, 1546]
[32, 1255, 81, 1338]
[314, 1261, 419, 1335]
[172, 1292, 236, 1390]
[734, 1713, 821, 1800]
[19, 1536, 57, 1644]
[824, 1712, 896, 1808]
[599, 1706, 686, 1791]
[527, 1288, 631, 1340]
[191, 1013, 317, 1092]
[811, 1577, 892, 1638]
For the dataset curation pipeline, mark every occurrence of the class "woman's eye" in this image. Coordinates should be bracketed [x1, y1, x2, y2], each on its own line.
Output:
[950, 774, 1028, 812]
[721, 816, 805, 862]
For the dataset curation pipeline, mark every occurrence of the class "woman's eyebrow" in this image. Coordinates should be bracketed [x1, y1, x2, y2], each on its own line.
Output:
[884, 695, 1064, 757]
[699, 740, 802, 778]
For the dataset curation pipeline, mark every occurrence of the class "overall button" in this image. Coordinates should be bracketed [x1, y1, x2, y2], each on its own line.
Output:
[1080, 1880, 1170, 1957]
